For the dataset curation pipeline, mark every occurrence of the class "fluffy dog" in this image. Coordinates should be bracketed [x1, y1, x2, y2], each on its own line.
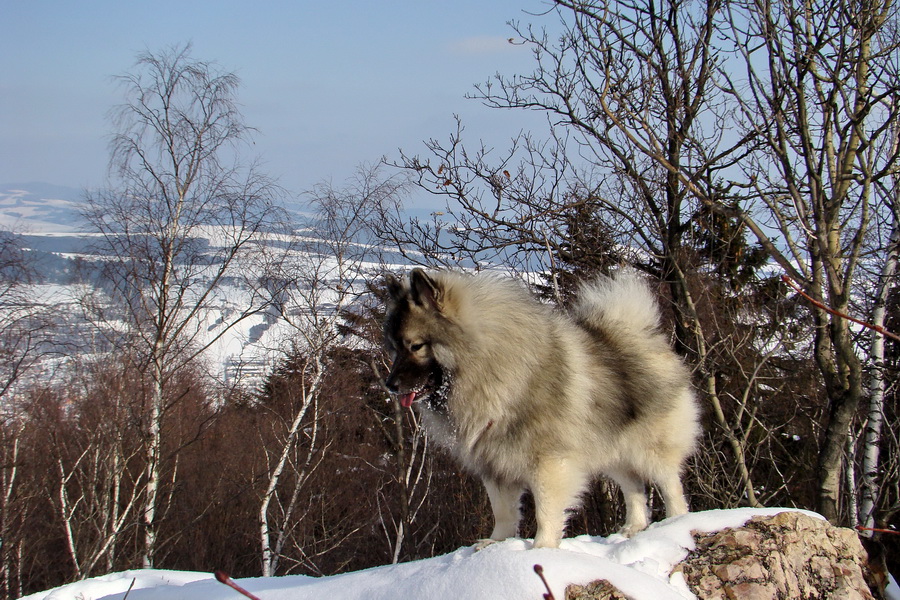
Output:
[383, 268, 699, 548]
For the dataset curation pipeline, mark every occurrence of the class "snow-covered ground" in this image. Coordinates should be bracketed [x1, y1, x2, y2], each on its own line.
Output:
[20, 508, 899, 600]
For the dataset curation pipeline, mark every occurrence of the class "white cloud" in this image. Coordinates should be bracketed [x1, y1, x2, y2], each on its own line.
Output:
[447, 35, 520, 56]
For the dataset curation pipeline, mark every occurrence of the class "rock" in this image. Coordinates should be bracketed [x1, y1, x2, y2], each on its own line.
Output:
[565, 578, 629, 600]
[564, 512, 883, 599]
[675, 511, 881, 599]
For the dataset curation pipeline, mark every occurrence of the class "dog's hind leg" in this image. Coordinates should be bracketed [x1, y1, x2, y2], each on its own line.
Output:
[610, 470, 649, 536]
[531, 458, 587, 548]
[655, 469, 689, 519]
[482, 478, 523, 541]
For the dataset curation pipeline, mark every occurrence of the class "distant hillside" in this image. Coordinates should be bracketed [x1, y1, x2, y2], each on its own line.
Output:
[0, 182, 410, 389]
[0, 182, 86, 234]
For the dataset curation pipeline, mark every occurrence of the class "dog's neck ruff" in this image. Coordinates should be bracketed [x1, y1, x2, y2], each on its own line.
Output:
[421, 369, 453, 412]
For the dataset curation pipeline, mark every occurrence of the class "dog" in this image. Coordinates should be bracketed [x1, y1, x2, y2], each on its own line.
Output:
[383, 268, 700, 548]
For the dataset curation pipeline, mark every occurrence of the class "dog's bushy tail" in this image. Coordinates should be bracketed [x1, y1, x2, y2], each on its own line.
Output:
[572, 270, 661, 333]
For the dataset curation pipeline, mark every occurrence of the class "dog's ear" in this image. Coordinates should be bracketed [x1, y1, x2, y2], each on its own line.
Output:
[409, 268, 443, 311]
[384, 273, 404, 300]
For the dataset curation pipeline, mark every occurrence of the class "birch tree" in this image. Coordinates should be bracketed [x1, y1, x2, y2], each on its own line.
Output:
[859, 227, 898, 532]
[258, 165, 402, 576]
[0, 419, 25, 600]
[717, 0, 900, 523]
[82, 44, 292, 568]
[858, 143, 900, 532]
[375, 398, 431, 565]
[48, 360, 146, 579]
[0, 229, 59, 595]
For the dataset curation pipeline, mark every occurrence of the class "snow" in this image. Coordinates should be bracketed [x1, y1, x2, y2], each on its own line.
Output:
[21, 507, 898, 600]
[0, 186, 86, 234]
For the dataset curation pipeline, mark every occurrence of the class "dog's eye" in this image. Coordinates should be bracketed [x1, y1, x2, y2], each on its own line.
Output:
[410, 342, 425, 352]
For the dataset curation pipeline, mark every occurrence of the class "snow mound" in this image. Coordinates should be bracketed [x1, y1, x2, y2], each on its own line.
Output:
[25, 508, 866, 600]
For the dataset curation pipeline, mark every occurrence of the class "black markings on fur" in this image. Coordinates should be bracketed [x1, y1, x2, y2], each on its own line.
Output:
[383, 297, 410, 352]
[576, 316, 648, 426]
[409, 268, 442, 310]
[384, 273, 405, 301]
[421, 367, 452, 412]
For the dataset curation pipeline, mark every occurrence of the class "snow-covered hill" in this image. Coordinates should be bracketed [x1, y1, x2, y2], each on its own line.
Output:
[0, 183, 394, 390]
[0, 183, 86, 233]
[20, 508, 898, 600]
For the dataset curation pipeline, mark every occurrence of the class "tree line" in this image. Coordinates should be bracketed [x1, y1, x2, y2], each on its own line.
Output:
[2, 0, 900, 594]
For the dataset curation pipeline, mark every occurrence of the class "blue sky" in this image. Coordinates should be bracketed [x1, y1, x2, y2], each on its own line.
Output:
[1, 1, 555, 204]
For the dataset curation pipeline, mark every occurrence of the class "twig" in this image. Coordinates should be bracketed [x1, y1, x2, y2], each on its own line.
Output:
[533, 564, 557, 600]
[214, 571, 263, 600]
[781, 275, 900, 343]
[121, 578, 136, 600]
[857, 525, 900, 536]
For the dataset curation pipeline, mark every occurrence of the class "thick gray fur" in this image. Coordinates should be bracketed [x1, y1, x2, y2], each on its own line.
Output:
[383, 268, 700, 548]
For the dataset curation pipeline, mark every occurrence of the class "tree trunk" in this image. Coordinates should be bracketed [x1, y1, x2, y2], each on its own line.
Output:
[260, 371, 320, 577]
[142, 363, 163, 569]
[859, 228, 898, 531]
[815, 314, 864, 523]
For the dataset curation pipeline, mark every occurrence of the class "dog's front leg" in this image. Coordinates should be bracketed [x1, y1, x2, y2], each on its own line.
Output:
[482, 478, 522, 541]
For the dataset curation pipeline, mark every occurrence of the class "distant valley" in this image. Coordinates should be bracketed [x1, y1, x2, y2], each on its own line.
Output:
[0, 183, 396, 391]
[0, 183, 88, 234]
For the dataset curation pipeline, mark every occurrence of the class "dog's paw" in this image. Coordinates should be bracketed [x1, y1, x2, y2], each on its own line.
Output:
[473, 538, 499, 551]
[617, 523, 647, 538]
[531, 536, 562, 549]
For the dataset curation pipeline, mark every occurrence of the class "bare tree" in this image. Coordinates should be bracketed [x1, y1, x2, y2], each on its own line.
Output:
[716, 0, 900, 523]
[0, 229, 68, 595]
[48, 360, 145, 579]
[258, 165, 401, 576]
[81, 44, 293, 568]
[392, 0, 781, 512]
[0, 417, 26, 600]
[387, 122, 579, 275]
[375, 397, 432, 564]
[0, 230, 60, 402]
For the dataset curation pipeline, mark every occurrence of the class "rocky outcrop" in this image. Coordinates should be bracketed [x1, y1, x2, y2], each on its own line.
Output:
[564, 512, 884, 600]
[565, 578, 629, 600]
[675, 512, 881, 599]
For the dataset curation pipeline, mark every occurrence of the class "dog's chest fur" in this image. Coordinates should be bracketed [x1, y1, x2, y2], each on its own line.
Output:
[418, 392, 538, 485]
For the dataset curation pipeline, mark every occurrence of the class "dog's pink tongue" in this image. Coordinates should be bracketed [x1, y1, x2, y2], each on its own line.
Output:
[399, 392, 417, 408]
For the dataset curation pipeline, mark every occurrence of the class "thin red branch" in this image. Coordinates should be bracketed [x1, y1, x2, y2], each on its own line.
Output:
[781, 276, 900, 343]
[533, 564, 557, 600]
[214, 571, 263, 600]
[856, 525, 900, 536]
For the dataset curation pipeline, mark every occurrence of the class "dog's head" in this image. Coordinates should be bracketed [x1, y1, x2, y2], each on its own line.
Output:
[382, 268, 455, 409]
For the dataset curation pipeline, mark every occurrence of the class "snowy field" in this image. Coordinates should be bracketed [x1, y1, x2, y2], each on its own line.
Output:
[0, 184, 409, 392]
[22, 508, 899, 600]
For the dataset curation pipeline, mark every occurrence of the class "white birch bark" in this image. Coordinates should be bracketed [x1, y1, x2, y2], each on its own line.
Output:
[260, 368, 321, 577]
[859, 227, 899, 533]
